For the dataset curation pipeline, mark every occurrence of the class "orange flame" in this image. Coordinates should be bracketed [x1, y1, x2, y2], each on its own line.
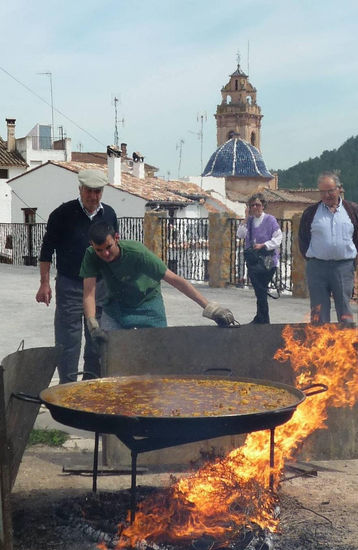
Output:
[103, 324, 358, 549]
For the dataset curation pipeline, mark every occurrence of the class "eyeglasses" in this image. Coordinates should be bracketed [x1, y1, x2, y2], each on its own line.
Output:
[249, 203, 263, 207]
[319, 188, 339, 196]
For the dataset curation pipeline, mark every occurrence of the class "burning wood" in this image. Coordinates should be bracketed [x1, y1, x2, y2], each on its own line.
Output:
[97, 324, 357, 550]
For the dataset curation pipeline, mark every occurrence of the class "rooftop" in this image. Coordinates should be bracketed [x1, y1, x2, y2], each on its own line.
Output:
[0, 137, 27, 168]
[13, 160, 236, 214]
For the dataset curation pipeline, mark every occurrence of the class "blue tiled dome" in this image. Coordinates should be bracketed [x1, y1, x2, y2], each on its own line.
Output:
[202, 137, 273, 179]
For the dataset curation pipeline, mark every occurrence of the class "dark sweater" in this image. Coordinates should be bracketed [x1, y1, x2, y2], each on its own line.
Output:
[298, 199, 358, 258]
[39, 199, 118, 279]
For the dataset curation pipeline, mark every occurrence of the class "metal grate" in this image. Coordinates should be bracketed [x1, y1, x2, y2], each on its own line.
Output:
[117, 217, 143, 242]
[0, 218, 143, 266]
[161, 218, 209, 281]
[0, 223, 47, 266]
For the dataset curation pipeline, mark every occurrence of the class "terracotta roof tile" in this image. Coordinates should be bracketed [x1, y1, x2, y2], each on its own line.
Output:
[0, 137, 27, 167]
[71, 151, 158, 172]
[262, 188, 316, 204]
[53, 161, 234, 212]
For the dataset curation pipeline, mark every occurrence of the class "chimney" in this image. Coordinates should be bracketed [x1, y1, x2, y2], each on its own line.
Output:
[132, 152, 145, 179]
[6, 118, 16, 152]
[120, 143, 127, 157]
[107, 145, 121, 187]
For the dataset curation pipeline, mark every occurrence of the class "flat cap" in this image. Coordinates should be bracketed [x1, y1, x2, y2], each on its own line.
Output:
[78, 169, 108, 189]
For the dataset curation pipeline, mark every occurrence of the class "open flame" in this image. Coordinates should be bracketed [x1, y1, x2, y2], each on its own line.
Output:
[101, 324, 358, 549]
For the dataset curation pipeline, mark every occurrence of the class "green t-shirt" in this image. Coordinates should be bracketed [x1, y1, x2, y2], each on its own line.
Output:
[80, 240, 167, 307]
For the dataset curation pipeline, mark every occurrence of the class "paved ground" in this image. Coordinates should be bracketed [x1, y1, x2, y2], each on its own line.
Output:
[0, 263, 314, 365]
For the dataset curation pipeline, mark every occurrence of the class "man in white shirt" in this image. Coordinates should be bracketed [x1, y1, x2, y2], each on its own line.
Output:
[298, 172, 358, 326]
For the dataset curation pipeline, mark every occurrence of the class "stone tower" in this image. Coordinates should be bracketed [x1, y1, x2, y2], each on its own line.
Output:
[215, 63, 263, 149]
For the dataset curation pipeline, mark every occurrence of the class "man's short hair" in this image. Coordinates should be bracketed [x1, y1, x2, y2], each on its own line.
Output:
[317, 171, 342, 189]
[89, 222, 116, 244]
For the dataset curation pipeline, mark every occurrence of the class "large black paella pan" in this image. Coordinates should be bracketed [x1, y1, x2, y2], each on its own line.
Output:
[16, 375, 326, 443]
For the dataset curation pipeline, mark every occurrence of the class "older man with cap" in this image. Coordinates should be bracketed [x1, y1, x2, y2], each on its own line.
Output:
[36, 169, 118, 383]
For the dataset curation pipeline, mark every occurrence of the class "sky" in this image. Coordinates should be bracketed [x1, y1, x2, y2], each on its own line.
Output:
[1, 0, 358, 180]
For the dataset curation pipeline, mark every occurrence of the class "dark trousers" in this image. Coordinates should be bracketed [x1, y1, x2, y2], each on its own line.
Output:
[248, 267, 276, 324]
[55, 274, 104, 383]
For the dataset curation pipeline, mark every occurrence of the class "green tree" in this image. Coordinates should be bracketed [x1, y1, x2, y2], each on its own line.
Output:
[277, 136, 358, 202]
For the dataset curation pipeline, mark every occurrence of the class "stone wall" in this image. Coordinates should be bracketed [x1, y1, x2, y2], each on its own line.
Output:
[207, 212, 231, 288]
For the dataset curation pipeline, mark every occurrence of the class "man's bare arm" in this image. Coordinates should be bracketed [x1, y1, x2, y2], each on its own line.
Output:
[163, 269, 208, 308]
[83, 277, 97, 320]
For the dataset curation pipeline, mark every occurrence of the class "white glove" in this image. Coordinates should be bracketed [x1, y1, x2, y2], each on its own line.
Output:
[203, 302, 235, 327]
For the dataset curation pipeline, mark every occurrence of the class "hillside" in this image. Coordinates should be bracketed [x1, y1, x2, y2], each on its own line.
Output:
[276, 135, 358, 202]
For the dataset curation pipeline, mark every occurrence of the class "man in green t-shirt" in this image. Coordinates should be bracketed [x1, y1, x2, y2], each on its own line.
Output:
[80, 221, 235, 341]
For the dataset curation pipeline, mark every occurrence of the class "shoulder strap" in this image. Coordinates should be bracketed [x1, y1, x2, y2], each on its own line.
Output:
[247, 216, 254, 246]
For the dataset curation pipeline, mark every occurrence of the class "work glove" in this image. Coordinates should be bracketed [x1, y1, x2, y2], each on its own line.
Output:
[202, 302, 235, 327]
[86, 317, 108, 351]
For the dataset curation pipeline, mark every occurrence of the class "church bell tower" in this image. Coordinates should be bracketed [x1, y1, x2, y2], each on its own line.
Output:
[215, 62, 263, 149]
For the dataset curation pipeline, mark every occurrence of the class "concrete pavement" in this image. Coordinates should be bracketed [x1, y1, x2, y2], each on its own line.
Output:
[0, 262, 314, 367]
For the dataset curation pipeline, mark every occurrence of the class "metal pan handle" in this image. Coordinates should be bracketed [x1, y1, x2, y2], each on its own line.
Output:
[12, 392, 41, 404]
[204, 368, 233, 377]
[300, 383, 328, 397]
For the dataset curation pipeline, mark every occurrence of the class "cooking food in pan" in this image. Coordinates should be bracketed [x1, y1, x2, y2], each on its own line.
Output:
[44, 375, 299, 418]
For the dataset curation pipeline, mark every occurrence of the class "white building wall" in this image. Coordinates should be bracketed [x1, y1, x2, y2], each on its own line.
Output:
[176, 203, 208, 218]
[9, 163, 149, 223]
[184, 176, 245, 217]
[186, 176, 226, 195]
[16, 136, 72, 167]
[10, 164, 81, 223]
[7, 166, 26, 181]
[0, 181, 11, 223]
[105, 185, 147, 218]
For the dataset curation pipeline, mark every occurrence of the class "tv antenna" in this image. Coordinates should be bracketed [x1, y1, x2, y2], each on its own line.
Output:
[176, 139, 184, 179]
[111, 95, 125, 147]
[38, 71, 54, 142]
[189, 112, 207, 188]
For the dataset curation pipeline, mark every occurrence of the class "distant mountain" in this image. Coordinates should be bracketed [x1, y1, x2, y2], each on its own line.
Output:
[276, 136, 358, 203]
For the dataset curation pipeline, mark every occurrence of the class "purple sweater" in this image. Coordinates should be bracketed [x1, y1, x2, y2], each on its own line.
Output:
[245, 214, 280, 267]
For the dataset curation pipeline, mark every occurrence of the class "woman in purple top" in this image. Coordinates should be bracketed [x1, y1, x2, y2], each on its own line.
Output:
[237, 193, 282, 324]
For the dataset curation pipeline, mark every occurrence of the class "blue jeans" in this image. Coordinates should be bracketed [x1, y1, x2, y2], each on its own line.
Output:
[306, 258, 355, 324]
[55, 274, 105, 383]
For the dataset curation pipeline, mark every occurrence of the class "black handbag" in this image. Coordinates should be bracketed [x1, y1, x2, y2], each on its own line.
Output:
[244, 246, 275, 273]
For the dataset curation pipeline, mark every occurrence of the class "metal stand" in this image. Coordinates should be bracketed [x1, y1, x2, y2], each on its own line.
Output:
[121, 427, 278, 524]
[269, 427, 275, 489]
[92, 432, 99, 493]
[130, 451, 138, 524]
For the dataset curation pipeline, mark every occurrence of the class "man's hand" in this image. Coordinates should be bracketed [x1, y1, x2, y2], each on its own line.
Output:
[36, 283, 52, 306]
[203, 302, 235, 327]
[86, 317, 108, 347]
